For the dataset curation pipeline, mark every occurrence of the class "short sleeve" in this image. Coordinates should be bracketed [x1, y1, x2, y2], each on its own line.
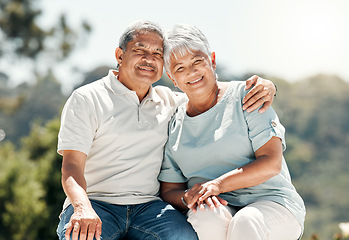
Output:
[158, 142, 187, 183]
[244, 105, 286, 152]
[57, 91, 97, 156]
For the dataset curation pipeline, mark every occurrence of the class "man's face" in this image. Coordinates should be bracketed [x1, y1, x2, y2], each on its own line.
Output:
[116, 31, 164, 89]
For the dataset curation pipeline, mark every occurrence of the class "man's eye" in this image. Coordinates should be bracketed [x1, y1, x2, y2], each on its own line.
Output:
[154, 52, 163, 58]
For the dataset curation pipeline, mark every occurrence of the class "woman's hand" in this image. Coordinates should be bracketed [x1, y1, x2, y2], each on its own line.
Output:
[184, 181, 227, 212]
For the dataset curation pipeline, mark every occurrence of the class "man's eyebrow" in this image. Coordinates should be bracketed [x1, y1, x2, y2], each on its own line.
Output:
[134, 42, 145, 48]
[134, 42, 163, 52]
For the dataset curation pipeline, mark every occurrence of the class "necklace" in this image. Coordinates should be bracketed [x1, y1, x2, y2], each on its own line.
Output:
[191, 86, 219, 115]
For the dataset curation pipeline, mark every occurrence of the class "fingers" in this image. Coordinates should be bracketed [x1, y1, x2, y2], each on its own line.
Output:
[198, 189, 212, 202]
[243, 87, 272, 113]
[245, 75, 259, 89]
[196, 196, 226, 211]
[95, 220, 102, 240]
[72, 222, 80, 240]
[65, 222, 73, 240]
[243, 84, 262, 105]
[87, 223, 96, 240]
[258, 100, 271, 113]
[216, 196, 228, 206]
[204, 197, 215, 209]
[66, 219, 102, 240]
[211, 196, 222, 208]
[186, 184, 205, 209]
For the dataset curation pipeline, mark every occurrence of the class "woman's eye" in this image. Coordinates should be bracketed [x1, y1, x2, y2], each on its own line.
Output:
[194, 59, 203, 65]
[176, 67, 184, 72]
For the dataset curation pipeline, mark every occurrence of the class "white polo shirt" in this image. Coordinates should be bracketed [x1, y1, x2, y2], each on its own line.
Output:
[58, 70, 184, 209]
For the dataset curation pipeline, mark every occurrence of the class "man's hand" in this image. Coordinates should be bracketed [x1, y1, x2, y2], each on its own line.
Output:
[65, 204, 102, 240]
[243, 75, 276, 113]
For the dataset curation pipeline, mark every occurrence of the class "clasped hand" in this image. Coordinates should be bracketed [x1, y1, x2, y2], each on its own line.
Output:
[183, 180, 228, 212]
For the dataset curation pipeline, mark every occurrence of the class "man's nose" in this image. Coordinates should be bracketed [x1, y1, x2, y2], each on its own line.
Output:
[142, 52, 155, 62]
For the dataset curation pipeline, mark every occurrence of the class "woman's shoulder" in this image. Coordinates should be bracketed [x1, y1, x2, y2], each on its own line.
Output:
[218, 80, 247, 102]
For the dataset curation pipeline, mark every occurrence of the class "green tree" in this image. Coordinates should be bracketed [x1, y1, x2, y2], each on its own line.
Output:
[0, 118, 64, 240]
[0, 142, 46, 240]
[0, 0, 91, 60]
[0, 0, 91, 145]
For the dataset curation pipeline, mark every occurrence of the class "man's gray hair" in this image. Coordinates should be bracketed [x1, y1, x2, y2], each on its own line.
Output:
[117, 20, 164, 70]
[164, 24, 212, 75]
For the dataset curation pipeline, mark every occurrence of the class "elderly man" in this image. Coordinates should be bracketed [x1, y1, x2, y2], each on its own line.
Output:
[56, 20, 276, 240]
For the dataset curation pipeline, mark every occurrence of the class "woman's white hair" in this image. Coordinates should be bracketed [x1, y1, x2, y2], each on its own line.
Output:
[164, 24, 212, 76]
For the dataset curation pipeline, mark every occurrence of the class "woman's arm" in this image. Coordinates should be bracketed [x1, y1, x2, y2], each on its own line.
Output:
[188, 137, 283, 206]
[160, 182, 188, 211]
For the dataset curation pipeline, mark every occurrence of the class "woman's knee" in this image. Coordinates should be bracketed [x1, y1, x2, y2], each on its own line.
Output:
[187, 205, 233, 240]
[229, 205, 266, 230]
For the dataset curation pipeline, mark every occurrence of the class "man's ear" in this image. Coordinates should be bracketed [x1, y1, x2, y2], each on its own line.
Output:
[211, 52, 216, 70]
[166, 72, 178, 87]
[115, 47, 124, 65]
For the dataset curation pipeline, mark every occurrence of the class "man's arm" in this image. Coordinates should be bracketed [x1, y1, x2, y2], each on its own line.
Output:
[242, 75, 277, 113]
[61, 150, 102, 240]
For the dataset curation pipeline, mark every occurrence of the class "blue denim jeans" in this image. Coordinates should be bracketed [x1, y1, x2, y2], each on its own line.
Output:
[57, 199, 198, 240]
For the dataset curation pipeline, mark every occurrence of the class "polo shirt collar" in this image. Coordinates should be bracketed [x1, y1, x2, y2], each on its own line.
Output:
[103, 69, 162, 103]
[145, 85, 162, 103]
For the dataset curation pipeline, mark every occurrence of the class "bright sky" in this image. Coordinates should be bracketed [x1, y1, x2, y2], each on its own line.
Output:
[13, 0, 349, 89]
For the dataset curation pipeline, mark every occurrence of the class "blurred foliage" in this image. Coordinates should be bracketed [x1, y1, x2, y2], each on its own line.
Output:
[0, 119, 64, 240]
[0, 0, 91, 61]
[266, 74, 349, 240]
[0, 70, 65, 145]
[0, 0, 90, 145]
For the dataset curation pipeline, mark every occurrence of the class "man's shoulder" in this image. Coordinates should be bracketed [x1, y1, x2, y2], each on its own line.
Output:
[75, 78, 105, 94]
[72, 77, 109, 102]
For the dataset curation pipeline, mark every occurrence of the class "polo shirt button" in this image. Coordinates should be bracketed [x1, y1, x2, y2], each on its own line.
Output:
[271, 121, 277, 127]
[138, 121, 150, 128]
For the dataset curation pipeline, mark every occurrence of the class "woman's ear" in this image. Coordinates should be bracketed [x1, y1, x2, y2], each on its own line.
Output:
[115, 47, 124, 65]
[211, 52, 216, 70]
[166, 72, 178, 87]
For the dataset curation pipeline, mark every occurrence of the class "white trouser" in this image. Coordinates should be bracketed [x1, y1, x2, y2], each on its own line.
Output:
[187, 201, 302, 240]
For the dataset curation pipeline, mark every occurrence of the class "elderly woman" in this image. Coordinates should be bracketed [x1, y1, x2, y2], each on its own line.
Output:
[158, 24, 305, 240]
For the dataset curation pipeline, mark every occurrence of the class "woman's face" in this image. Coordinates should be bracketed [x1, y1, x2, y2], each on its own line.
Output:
[167, 49, 216, 96]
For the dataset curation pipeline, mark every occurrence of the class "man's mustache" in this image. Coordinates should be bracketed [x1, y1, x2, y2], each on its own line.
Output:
[137, 62, 157, 71]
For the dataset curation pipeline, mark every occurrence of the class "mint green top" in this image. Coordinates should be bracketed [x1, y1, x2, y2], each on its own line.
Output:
[158, 81, 305, 229]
